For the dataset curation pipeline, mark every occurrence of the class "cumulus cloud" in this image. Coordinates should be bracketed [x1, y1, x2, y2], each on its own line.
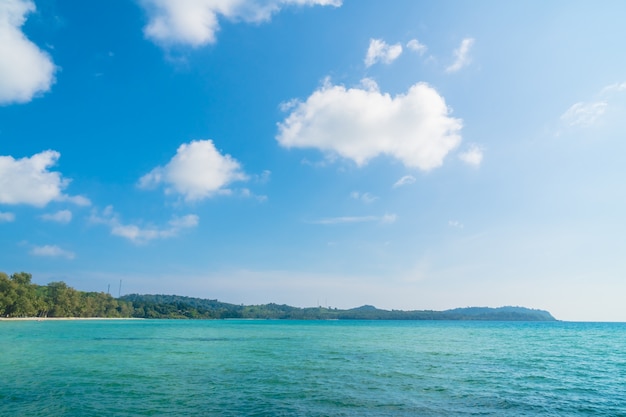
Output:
[561, 101, 608, 127]
[0, 0, 56, 104]
[406, 39, 427, 55]
[446, 37, 474, 73]
[139, 140, 247, 201]
[0, 150, 89, 207]
[364, 38, 403, 67]
[393, 175, 416, 188]
[30, 244, 75, 260]
[459, 144, 483, 167]
[140, 0, 341, 48]
[0, 211, 15, 222]
[90, 205, 199, 244]
[311, 214, 397, 225]
[350, 191, 378, 204]
[40, 209, 72, 224]
[277, 79, 462, 170]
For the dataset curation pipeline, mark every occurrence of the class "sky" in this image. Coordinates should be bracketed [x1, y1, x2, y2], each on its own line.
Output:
[1, 0, 626, 321]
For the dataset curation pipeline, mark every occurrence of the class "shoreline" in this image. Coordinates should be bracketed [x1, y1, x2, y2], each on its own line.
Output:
[0, 317, 143, 321]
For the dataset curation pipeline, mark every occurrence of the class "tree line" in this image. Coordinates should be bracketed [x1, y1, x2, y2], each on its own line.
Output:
[1, 271, 556, 320]
[0, 272, 131, 318]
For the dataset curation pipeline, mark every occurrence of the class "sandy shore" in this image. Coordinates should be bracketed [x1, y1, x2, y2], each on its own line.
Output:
[0, 317, 142, 321]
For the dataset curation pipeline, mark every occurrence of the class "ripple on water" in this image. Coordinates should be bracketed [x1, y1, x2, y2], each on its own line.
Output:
[1, 320, 626, 416]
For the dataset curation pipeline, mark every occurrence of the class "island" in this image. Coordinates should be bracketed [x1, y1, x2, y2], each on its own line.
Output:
[1, 272, 556, 321]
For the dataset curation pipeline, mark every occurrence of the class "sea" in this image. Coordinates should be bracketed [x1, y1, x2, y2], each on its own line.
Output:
[1, 320, 625, 416]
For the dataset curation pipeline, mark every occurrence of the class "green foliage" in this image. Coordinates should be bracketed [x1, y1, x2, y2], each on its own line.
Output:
[0, 271, 557, 321]
[120, 294, 557, 321]
[0, 272, 41, 317]
[0, 272, 131, 318]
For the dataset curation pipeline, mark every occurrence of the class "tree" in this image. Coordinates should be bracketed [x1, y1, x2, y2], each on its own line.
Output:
[46, 281, 76, 317]
[8, 272, 38, 317]
[0, 272, 16, 317]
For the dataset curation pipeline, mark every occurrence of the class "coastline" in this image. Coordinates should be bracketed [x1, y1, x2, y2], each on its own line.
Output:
[0, 317, 142, 321]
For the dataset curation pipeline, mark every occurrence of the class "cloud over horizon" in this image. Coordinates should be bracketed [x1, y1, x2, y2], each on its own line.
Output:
[277, 79, 463, 170]
[140, 0, 342, 48]
[0, 0, 56, 104]
[139, 140, 248, 201]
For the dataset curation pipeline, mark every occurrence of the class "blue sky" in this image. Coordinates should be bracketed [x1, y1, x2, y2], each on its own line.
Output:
[2, 0, 626, 321]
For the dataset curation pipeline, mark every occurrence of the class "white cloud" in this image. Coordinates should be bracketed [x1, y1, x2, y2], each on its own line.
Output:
[559, 81, 626, 131]
[0, 0, 56, 104]
[0, 211, 15, 222]
[30, 244, 75, 260]
[446, 37, 474, 73]
[393, 175, 416, 188]
[364, 38, 402, 67]
[600, 82, 626, 94]
[279, 98, 299, 112]
[0, 150, 87, 207]
[240, 188, 268, 202]
[359, 77, 379, 91]
[448, 220, 464, 229]
[113, 214, 199, 243]
[255, 169, 271, 184]
[40, 209, 72, 224]
[168, 214, 200, 229]
[57, 194, 91, 206]
[561, 101, 608, 127]
[139, 140, 247, 201]
[350, 191, 378, 204]
[381, 213, 397, 224]
[459, 144, 483, 167]
[406, 39, 427, 55]
[277, 79, 463, 170]
[311, 214, 396, 225]
[140, 0, 341, 48]
[90, 205, 199, 244]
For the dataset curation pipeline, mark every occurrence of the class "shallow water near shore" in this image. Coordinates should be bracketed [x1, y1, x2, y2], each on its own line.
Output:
[2, 320, 625, 416]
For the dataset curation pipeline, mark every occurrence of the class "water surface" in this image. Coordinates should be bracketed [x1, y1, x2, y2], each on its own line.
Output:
[2, 320, 624, 416]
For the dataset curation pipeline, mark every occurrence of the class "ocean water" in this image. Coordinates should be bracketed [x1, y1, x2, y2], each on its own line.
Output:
[1, 320, 625, 416]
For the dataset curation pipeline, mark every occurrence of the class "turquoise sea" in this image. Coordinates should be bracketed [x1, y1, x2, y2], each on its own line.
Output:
[1, 320, 625, 416]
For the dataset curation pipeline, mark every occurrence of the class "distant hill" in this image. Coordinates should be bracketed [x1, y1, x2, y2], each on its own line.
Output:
[120, 294, 557, 321]
[442, 306, 556, 321]
[0, 272, 557, 321]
